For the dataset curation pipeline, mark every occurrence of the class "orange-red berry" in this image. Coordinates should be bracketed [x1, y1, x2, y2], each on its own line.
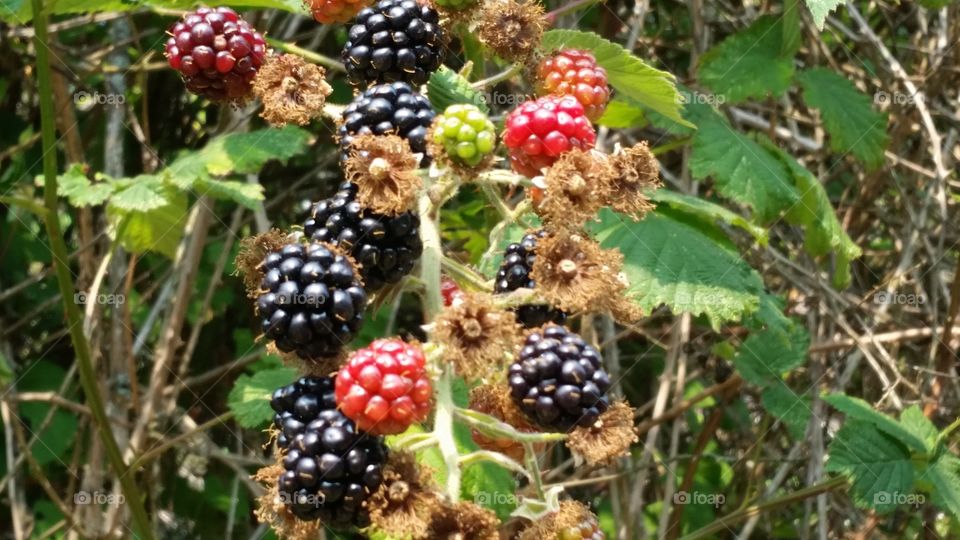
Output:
[536, 49, 610, 121]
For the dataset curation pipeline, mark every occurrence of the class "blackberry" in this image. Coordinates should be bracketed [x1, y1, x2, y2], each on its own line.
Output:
[339, 82, 435, 165]
[508, 324, 611, 431]
[270, 376, 338, 448]
[256, 242, 367, 359]
[304, 182, 423, 290]
[274, 387, 388, 526]
[342, 0, 445, 88]
[493, 232, 566, 327]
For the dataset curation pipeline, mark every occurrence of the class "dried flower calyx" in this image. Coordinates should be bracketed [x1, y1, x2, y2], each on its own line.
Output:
[535, 149, 614, 229]
[476, 0, 545, 64]
[344, 134, 422, 216]
[253, 54, 332, 126]
[434, 292, 522, 382]
[602, 141, 661, 219]
[366, 451, 439, 539]
[566, 400, 638, 466]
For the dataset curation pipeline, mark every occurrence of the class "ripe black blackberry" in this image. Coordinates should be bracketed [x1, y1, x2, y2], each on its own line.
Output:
[338, 82, 434, 165]
[342, 0, 445, 88]
[304, 182, 423, 290]
[256, 242, 366, 359]
[508, 324, 611, 431]
[494, 232, 567, 327]
[270, 376, 338, 448]
[275, 403, 388, 526]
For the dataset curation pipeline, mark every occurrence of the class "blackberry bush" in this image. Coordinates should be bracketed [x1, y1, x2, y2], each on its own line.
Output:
[508, 324, 611, 431]
[303, 182, 423, 290]
[494, 231, 567, 327]
[338, 82, 435, 165]
[256, 242, 366, 359]
[342, 0, 445, 88]
[164, 6, 266, 102]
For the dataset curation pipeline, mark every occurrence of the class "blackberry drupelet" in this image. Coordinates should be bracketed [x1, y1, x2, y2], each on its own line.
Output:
[508, 324, 611, 431]
[493, 231, 566, 327]
[304, 182, 423, 290]
[558, 514, 605, 540]
[342, 0, 445, 88]
[276, 404, 388, 526]
[270, 376, 338, 448]
[338, 82, 435, 165]
[256, 242, 366, 360]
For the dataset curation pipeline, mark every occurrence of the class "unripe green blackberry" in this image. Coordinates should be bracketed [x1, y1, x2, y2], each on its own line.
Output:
[431, 104, 497, 167]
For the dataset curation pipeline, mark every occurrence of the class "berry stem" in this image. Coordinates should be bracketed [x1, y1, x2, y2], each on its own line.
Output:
[522, 441, 546, 499]
[470, 63, 522, 89]
[31, 2, 154, 538]
[440, 256, 491, 292]
[458, 450, 532, 481]
[454, 407, 568, 443]
[265, 37, 346, 73]
[435, 364, 462, 501]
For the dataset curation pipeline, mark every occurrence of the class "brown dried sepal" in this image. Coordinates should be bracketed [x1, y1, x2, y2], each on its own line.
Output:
[536, 149, 614, 230]
[468, 383, 539, 461]
[253, 457, 325, 540]
[344, 134, 422, 216]
[235, 229, 290, 298]
[425, 500, 500, 540]
[253, 54, 332, 127]
[603, 141, 662, 219]
[566, 400, 638, 466]
[530, 230, 641, 322]
[434, 292, 522, 382]
[518, 500, 598, 540]
[366, 451, 440, 539]
[476, 0, 545, 64]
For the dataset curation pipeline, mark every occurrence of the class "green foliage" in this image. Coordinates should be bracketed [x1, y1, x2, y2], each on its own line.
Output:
[541, 29, 688, 127]
[596, 97, 646, 128]
[803, 0, 845, 30]
[798, 68, 889, 169]
[698, 16, 796, 103]
[592, 209, 764, 326]
[760, 386, 811, 439]
[227, 367, 298, 428]
[16, 360, 78, 465]
[688, 104, 800, 222]
[826, 420, 914, 512]
[822, 393, 928, 452]
[648, 189, 768, 244]
[427, 66, 490, 114]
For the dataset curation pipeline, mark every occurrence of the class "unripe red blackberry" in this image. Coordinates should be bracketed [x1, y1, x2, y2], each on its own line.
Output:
[536, 49, 610, 121]
[338, 82, 435, 166]
[502, 95, 596, 177]
[271, 376, 388, 527]
[342, 0, 446, 88]
[494, 231, 566, 328]
[303, 182, 423, 290]
[164, 7, 266, 102]
[255, 242, 366, 360]
[335, 338, 432, 435]
[508, 324, 611, 431]
[309, 0, 372, 24]
[440, 277, 464, 306]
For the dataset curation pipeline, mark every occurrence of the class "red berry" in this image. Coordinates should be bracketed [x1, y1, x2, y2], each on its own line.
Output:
[536, 49, 610, 121]
[309, 0, 373, 24]
[502, 96, 596, 177]
[335, 338, 432, 435]
[164, 7, 266, 102]
[441, 277, 464, 307]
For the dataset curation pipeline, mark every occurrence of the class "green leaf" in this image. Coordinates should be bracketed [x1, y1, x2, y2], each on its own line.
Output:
[733, 317, 809, 385]
[16, 360, 78, 466]
[227, 367, 298, 428]
[898, 405, 938, 451]
[822, 393, 928, 452]
[826, 420, 913, 512]
[649, 189, 768, 244]
[591, 209, 764, 326]
[803, 0, 845, 30]
[462, 460, 517, 520]
[798, 68, 889, 169]
[760, 385, 811, 440]
[689, 108, 800, 222]
[763, 141, 862, 288]
[107, 185, 187, 258]
[698, 16, 796, 104]
[597, 97, 646, 128]
[541, 30, 688, 127]
[167, 126, 313, 188]
[58, 164, 114, 207]
[427, 66, 489, 114]
[919, 454, 960, 518]
[109, 175, 170, 212]
[195, 177, 265, 210]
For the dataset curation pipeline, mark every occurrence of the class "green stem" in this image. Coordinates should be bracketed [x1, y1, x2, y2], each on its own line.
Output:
[435, 366, 461, 501]
[459, 450, 531, 481]
[522, 441, 545, 499]
[470, 63, 522, 89]
[31, 2, 154, 538]
[679, 476, 846, 540]
[265, 38, 346, 72]
[454, 407, 567, 443]
[935, 416, 960, 449]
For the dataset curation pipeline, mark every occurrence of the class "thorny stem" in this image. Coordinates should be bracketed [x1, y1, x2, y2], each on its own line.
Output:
[471, 63, 522, 89]
[31, 1, 155, 537]
[935, 416, 960, 449]
[459, 450, 532, 480]
[435, 365, 461, 501]
[265, 37, 345, 72]
[522, 441, 545, 499]
[440, 256, 492, 291]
